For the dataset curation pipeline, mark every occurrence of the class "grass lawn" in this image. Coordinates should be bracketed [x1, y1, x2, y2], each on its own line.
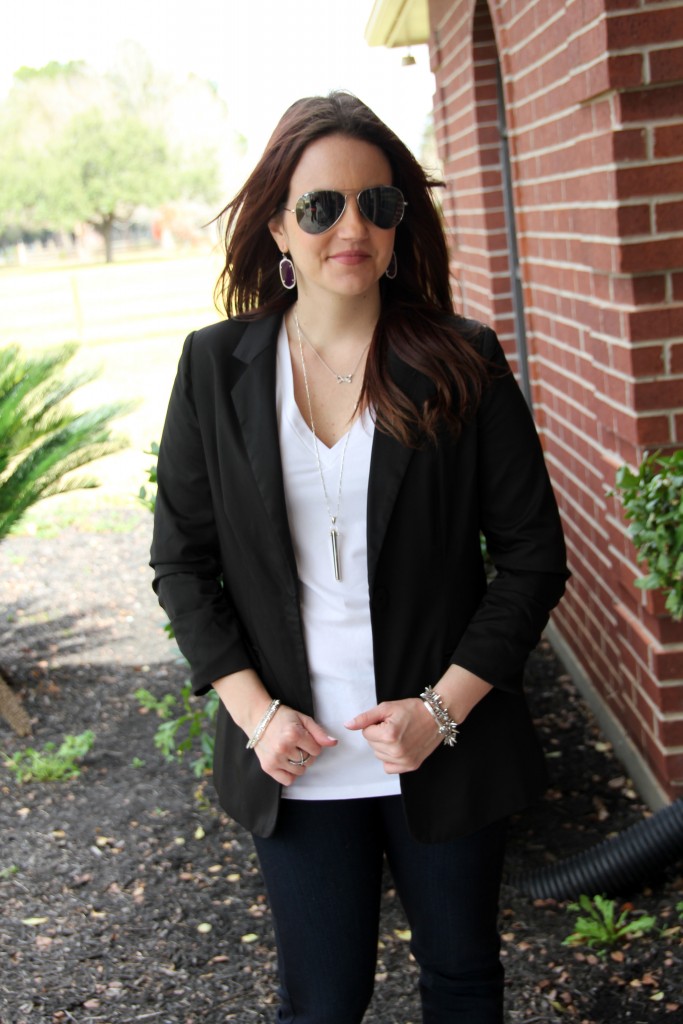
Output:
[1, 249, 225, 532]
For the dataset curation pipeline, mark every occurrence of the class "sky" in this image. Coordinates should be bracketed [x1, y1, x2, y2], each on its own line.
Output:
[0, 0, 436, 161]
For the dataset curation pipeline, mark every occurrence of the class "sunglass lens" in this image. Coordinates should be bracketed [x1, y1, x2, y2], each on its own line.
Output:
[358, 187, 405, 229]
[295, 191, 346, 233]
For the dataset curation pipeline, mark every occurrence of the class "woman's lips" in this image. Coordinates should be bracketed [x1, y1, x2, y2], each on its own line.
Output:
[329, 251, 370, 265]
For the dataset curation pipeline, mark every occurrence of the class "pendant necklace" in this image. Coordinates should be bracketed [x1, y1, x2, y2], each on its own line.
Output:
[293, 310, 359, 582]
[295, 314, 369, 384]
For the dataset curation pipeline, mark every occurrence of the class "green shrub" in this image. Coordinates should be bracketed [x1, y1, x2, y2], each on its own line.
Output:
[0, 343, 135, 542]
[612, 449, 683, 620]
[2, 730, 95, 782]
[135, 682, 218, 777]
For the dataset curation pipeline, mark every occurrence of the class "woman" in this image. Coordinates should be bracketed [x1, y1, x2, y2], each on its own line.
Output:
[151, 91, 568, 1024]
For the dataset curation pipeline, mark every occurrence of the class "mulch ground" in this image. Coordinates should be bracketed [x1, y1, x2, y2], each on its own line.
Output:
[0, 508, 681, 1024]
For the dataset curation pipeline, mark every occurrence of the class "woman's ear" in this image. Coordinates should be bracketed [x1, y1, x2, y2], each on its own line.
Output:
[268, 214, 287, 253]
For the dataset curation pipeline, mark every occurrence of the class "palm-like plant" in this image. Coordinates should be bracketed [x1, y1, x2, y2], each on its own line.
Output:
[0, 342, 134, 541]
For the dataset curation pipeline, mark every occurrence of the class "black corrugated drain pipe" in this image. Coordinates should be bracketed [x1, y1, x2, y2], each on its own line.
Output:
[509, 799, 683, 900]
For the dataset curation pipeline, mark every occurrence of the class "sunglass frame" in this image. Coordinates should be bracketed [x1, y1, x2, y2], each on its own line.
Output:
[283, 186, 406, 235]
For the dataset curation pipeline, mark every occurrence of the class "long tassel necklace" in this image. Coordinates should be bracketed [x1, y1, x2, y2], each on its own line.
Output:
[293, 311, 360, 582]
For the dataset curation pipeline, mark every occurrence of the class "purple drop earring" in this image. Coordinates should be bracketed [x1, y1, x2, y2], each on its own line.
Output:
[279, 252, 297, 290]
[385, 251, 397, 280]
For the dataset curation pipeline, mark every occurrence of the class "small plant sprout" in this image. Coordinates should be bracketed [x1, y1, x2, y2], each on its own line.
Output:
[2, 730, 95, 783]
[563, 894, 657, 953]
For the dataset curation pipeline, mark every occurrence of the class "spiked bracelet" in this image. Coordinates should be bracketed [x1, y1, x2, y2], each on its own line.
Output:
[246, 699, 281, 749]
[419, 686, 460, 747]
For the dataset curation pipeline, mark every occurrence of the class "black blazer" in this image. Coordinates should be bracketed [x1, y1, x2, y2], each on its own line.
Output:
[151, 313, 568, 841]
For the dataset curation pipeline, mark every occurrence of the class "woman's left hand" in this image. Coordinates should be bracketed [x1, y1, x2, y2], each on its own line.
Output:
[344, 698, 441, 773]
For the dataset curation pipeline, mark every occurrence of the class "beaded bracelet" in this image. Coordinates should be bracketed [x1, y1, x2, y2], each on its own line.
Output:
[246, 699, 281, 749]
[419, 686, 460, 747]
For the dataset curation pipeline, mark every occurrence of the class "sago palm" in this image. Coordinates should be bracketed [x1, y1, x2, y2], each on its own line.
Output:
[0, 342, 134, 541]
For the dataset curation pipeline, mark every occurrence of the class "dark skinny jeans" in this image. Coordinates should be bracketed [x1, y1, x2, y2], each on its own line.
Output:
[252, 795, 507, 1023]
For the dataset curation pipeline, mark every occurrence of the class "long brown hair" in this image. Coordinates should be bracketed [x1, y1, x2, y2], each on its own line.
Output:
[214, 91, 488, 445]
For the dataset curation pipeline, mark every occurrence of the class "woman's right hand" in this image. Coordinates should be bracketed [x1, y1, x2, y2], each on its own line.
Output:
[212, 669, 337, 786]
[251, 705, 338, 786]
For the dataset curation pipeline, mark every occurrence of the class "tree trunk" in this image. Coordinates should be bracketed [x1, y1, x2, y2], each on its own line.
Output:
[0, 674, 32, 737]
[93, 216, 116, 263]
[103, 218, 115, 263]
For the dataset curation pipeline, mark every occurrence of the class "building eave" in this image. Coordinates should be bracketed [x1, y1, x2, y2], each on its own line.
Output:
[365, 0, 429, 48]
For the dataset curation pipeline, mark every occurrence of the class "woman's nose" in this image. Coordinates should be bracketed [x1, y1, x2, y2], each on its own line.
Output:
[336, 195, 369, 235]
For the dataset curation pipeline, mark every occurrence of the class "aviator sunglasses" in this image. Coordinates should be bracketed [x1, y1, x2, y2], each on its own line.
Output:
[281, 186, 406, 235]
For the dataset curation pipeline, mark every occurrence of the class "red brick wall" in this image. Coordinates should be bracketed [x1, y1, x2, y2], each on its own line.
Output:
[428, 0, 683, 800]
[431, 0, 520, 371]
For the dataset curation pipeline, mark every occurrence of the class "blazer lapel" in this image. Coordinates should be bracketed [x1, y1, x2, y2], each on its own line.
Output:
[367, 350, 434, 590]
[230, 315, 299, 594]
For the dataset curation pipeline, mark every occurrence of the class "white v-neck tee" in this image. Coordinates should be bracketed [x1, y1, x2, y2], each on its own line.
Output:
[275, 321, 401, 800]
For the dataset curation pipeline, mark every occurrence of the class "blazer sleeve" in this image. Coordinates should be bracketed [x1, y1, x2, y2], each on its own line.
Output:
[150, 333, 254, 695]
[448, 327, 570, 692]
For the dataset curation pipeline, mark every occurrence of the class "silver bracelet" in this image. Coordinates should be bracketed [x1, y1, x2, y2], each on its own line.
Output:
[419, 686, 459, 747]
[246, 699, 281, 749]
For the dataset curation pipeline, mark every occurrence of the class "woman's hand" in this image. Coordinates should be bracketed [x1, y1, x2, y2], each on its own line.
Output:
[345, 665, 493, 773]
[212, 669, 337, 786]
[252, 705, 338, 786]
[344, 698, 441, 774]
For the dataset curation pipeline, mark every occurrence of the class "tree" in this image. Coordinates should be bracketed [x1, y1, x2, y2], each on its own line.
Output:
[0, 343, 135, 541]
[0, 341, 135, 736]
[0, 51, 230, 260]
[1, 61, 105, 149]
[0, 148, 50, 239]
[52, 110, 172, 262]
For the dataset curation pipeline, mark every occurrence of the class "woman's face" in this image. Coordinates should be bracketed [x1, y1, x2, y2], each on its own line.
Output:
[269, 133, 397, 305]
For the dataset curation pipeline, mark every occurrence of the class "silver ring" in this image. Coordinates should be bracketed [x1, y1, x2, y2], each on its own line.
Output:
[287, 748, 311, 767]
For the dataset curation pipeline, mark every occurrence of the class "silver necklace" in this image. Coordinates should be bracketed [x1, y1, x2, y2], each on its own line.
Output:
[293, 313, 355, 582]
[295, 312, 369, 384]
